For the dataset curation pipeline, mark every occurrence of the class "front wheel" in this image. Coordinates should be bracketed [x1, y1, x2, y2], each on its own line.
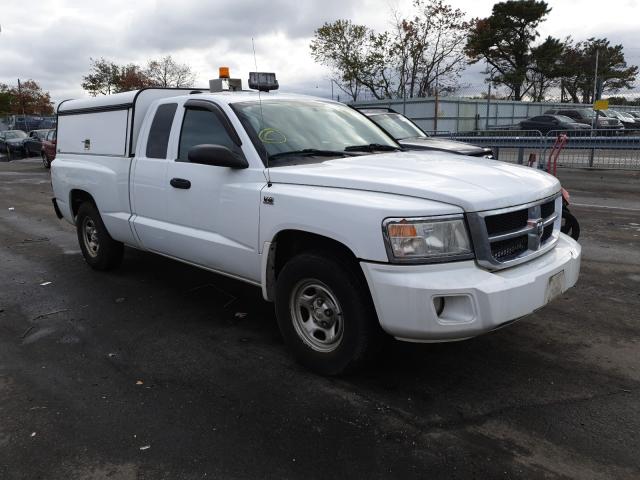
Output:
[76, 202, 124, 270]
[275, 251, 383, 375]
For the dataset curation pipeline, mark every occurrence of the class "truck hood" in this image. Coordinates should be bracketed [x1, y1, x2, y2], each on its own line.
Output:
[268, 151, 560, 212]
[399, 137, 492, 156]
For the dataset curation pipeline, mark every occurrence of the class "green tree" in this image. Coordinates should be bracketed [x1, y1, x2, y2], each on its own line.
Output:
[529, 36, 567, 102]
[81, 57, 120, 96]
[560, 38, 638, 104]
[465, 0, 551, 100]
[0, 83, 12, 115]
[310, 20, 391, 100]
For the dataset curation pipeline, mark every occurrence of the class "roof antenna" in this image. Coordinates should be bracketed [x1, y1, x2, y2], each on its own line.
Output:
[252, 37, 271, 187]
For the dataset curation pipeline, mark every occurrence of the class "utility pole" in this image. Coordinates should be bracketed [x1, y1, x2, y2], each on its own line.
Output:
[592, 49, 599, 103]
[592, 49, 600, 130]
[434, 64, 440, 132]
[485, 83, 491, 130]
[17, 79, 27, 131]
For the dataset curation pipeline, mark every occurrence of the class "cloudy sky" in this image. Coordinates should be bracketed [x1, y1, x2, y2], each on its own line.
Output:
[1, 0, 639, 106]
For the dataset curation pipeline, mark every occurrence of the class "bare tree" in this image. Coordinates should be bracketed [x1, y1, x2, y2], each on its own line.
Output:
[145, 56, 196, 88]
[394, 0, 471, 98]
[310, 0, 471, 100]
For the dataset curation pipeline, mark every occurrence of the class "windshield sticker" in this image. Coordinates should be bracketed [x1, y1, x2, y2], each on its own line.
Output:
[258, 128, 287, 144]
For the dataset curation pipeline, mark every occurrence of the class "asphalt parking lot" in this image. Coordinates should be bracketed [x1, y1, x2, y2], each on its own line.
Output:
[1, 156, 639, 479]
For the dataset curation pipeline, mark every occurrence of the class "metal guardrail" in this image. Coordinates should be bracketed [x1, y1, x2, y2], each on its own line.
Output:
[433, 129, 640, 170]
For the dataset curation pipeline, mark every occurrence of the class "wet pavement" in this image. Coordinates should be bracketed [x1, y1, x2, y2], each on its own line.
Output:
[1, 157, 639, 479]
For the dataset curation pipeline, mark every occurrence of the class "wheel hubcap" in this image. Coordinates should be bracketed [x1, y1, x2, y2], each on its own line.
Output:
[82, 217, 99, 258]
[290, 280, 344, 352]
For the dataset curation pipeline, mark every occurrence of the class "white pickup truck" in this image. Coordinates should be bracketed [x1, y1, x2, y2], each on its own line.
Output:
[51, 78, 581, 374]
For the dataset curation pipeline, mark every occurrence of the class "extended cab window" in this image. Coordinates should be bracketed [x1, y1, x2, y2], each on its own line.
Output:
[178, 108, 238, 161]
[146, 103, 178, 159]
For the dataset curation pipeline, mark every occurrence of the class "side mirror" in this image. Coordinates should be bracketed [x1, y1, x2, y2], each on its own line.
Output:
[187, 144, 248, 169]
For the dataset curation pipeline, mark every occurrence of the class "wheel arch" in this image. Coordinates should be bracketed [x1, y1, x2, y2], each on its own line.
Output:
[261, 229, 363, 302]
[69, 189, 98, 222]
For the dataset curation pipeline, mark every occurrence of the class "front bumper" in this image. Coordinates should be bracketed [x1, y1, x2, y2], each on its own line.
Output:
[361, 233, 581, 342]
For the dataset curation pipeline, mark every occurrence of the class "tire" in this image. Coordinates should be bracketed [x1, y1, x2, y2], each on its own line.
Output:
[275, 251, 384, 375]
[41, 152, 50, 169]
[76, 202, 124, 270]
[561, 208, 580, 241]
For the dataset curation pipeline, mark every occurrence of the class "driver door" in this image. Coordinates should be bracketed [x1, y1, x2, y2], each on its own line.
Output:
[160, 101, 264, 282]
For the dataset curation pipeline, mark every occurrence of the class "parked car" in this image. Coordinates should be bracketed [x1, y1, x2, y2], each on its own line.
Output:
[23, 129, 52, 157]
[358, 108, 494, 158]
[41, 129, 57, 168]
[544, 108, 623, 131]
[598, 109, 640, 131]
[628, 111, 640, 120]
[51, 76, 580, 375]
[0, 130, 28, 160]
[519, 114, 591, 134]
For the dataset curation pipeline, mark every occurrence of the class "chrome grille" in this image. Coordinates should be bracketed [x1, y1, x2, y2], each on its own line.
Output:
[466, 194, 561, 270]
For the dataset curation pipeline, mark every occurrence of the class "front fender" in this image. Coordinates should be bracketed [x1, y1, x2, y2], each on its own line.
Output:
[259, 184, 463, 263]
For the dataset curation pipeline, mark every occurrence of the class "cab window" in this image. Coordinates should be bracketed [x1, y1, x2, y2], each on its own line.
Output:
[147, 103, 178, 159]
[177, 108, 238, 162]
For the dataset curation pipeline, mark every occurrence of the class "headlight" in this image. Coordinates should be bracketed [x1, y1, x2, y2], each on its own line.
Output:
[383, 216, 474, 263]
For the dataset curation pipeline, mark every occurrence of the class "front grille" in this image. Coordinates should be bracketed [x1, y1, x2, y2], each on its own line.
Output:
[491, 235, 528, 261]
[467, 195, 561, 270]
[485, 209, 528, 236]
[541, 200, 555, 219]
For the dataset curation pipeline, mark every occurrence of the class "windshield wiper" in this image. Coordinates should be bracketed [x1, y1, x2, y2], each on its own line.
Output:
[344, 143, 402, 152]
[269, 149, 355, 161]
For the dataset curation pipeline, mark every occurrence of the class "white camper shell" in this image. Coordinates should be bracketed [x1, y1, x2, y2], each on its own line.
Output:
[57, 88, 206, 157]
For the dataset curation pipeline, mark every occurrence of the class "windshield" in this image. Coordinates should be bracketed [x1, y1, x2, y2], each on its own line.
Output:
[232, 99, 398, 165]
[368, 113, 426, 140]
[4, 131, 27, 139]
[617, 111, 635, 120]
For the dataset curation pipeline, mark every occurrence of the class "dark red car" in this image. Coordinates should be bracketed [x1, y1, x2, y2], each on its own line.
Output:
[41, 129, 56, 168]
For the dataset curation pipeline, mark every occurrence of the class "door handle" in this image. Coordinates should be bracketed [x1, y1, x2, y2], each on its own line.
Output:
[170, 178, 191, 189]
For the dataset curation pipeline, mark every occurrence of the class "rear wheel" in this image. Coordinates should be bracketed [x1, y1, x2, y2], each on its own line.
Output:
[76, 202, 124, 270]
[275, 251, 383, 375]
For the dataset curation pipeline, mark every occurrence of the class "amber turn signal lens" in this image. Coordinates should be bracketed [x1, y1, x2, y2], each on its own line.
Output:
[388, 223, 417, 237]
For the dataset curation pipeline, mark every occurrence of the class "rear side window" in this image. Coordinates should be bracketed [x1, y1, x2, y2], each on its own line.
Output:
[146, 103, 178, 159]
[177, 108, 238, 161]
